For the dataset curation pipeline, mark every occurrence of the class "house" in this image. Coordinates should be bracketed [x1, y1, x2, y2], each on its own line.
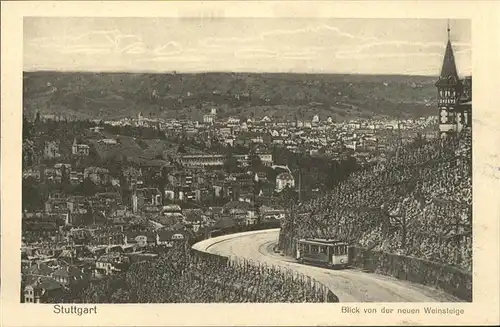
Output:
[44, 198, 68, 214]
[124, 231, 156, 247]
[223, 201, 255, 226]
[43, 141, 61, 159]
[254, 172, 268, 183]
[43, 168, 57, 182]
[98, 138, 117, 145]
[95, 192, 123, 206]
[123, 166, 143, 188]
[69, 170, 84, 184]
[260, 205, 286, 221]
[23, 167, 42, 181]
[170, 229, 189, 242]
[51, 265, 88, 288]
[66, 196, 87, 214]
[84, 167, 109, 185]
[133, 188, 162, 212]
[275, 172, 295, 192]
[24, 277, 64, 303]
[203, 114, 216, 124]
[25, 262, 55, 278]
[89, 126, 104, 133]
[159, 211, 185, 227]
[156, 230, 174, 247]
[90, 229, 125, 246]
[95, 253, 130, 276]
[182, 209, 205, 232]
[245, 209, 259, 225]
[72, 138, 90, 156]
[213, 215, 237, 229]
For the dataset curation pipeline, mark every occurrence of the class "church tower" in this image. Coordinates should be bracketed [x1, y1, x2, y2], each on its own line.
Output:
[435, 23, 463, 136]
[72, 137, 78, 155]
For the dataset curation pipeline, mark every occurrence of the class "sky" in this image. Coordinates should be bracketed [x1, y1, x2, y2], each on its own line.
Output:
[24, 18, 471, 76]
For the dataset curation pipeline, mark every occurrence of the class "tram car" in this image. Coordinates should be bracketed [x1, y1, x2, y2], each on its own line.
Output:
[296, 238, 349, 269]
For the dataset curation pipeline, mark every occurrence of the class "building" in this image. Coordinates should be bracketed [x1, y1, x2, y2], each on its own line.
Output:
[95, 253, 130, 276]
[260, 205, 286, 222]
[178, 153, 273, 168]
[72, 138, 90, 156]
[69, 170, 84, 185]
[54, 163, 71, 184]
[24, 277, 64, 303]
[98, 138, 117, 145]
[275, 172, 295, 193]
[51, 266, 88, 288]
[435, 27, 472, 136]
[43, 141, 61, 159]
[89, 126, 105, 133]
[203, 109, 217, 124]
[84, 167, 109, 185]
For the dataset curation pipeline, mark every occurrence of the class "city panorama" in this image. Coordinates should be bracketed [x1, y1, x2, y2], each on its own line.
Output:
[21, 17, 472, 303]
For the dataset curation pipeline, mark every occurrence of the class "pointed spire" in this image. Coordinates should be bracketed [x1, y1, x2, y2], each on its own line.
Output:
[436, 22, 461, 88]
[447, 19, 451, 40]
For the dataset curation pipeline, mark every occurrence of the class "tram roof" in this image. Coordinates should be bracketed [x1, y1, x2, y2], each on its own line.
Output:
[298, 238, 347, 246]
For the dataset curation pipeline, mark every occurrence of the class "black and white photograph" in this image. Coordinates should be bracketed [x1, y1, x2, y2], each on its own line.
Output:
[18, 15, 475, 305]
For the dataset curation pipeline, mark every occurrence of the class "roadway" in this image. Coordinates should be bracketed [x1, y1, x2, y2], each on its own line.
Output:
[195, 229, 461, 303]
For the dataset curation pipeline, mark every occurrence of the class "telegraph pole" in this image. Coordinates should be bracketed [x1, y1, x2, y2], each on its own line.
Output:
[298, 166, 302, 203]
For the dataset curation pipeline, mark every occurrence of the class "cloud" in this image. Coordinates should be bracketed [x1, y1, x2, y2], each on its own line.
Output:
[121, 42, 147, 55]
[27, 29, 143, 55]
[199, 24, 376, 49]
[140, 55, 208, 63]
[335, 40, 471, 59]
[59, 46, 112, 55]
[154, 41, 183, 56]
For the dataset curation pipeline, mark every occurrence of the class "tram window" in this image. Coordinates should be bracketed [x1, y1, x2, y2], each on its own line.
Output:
[320, 246, 326, 254]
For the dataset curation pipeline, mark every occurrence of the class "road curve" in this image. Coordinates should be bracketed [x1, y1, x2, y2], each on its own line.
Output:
[196, 229, 461, 303]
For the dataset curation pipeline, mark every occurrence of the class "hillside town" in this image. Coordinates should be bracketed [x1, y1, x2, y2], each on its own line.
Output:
[21, 107, 443, 303]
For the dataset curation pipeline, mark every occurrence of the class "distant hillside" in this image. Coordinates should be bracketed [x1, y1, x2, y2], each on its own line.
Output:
[23, 71, 438, 121]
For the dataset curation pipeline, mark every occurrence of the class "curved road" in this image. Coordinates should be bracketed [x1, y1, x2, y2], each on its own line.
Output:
[200, 229, 461, 302]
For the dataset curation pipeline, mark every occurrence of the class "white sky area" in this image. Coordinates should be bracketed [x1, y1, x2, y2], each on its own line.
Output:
[24, 18, 471, 76]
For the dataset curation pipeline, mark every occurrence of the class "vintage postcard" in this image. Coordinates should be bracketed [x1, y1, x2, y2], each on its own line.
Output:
[1, 1, 499, 326]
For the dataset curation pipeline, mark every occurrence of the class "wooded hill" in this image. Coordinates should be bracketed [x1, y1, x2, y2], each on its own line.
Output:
[23, 71, 438, 122]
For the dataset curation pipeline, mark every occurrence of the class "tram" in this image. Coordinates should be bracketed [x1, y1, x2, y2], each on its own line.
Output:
[296, 238, 349, 269]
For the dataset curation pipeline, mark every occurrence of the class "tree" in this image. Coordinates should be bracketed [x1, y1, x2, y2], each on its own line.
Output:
[22, 177, 45, 212]
[249, 150, 263, 173]
[23, 115, 33, 140]
[280, 186, 298, 206]
[74, 178, 98, 196]
[412, 132, 426, 148]
[177, 143, 186, 154]
[223, 153, 240, 174]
